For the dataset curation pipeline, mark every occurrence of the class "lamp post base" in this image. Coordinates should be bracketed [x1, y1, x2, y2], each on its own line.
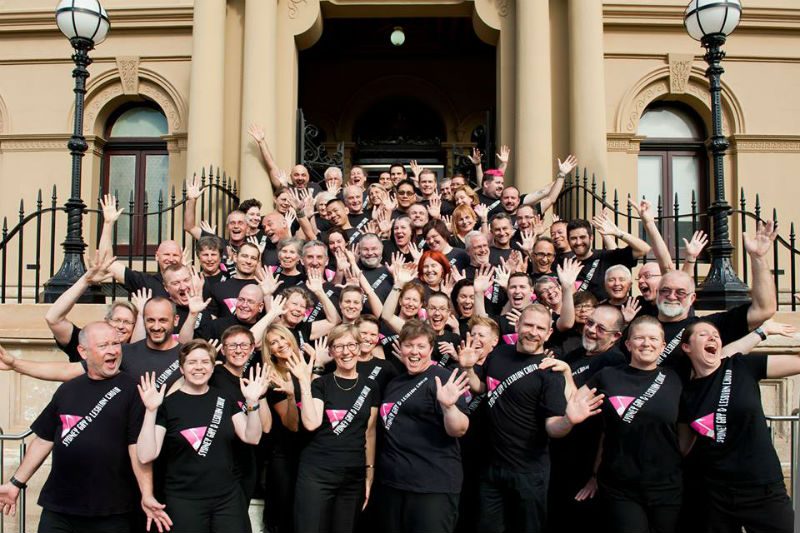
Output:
[42, 254, 106, 303]
[694, 256, 751, 310]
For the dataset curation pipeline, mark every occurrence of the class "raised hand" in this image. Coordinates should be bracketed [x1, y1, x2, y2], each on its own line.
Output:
[85, 249, 115, 285]
[450, 267, 465, 284]
[180, 245, 193, 268]
[240, 363, 270, 404]
[457, 333, 479, 368]
[382, 192, 398, 213]
[0, 343, 16, 371]
[288, 188, 305, 211]
[305, 268, 325, 294]
[591, 208, 620, 237]
[438, 342, 458, 361]
[257, 265, 283, 297]
[247, 235, 266, 256]
[683, 230, 709, 259]
[494, 261, 511, 289]
[473, 264, 495, 294]
[199, 220, 217, 235]
[557, 257, 581, 289]
[519, 229, 536, 254]
[743, 220, 778, 259]
[763, 319, 797, 338]
[266, 294, 287, 323]
[621, 297, 642, 324]
[409, 160, 422, 178]
[284, 209, 297, 229]
[427, 193, 442, 219]
[306, 337, 329, 366]
[435, 369, 470, 408]
[497, 145, 511, 165]
[268, 369, 295, 398]
[629, 197, 655, 225]
[539, 357, 573, 376]
[247, 123, 265, 143]
[138, 372, 165, 412]
[391, 262, 417, 287]
[100, 194, 124, 224]
[187, 282, 211, 315]
[557, 154, 578, 177]
[190, 268, 205, 298]
[0, 483, 20, 516]
[131, 288, 152, 315]
[468, 147, 483, 166]
[326, 179, 341, 197]
[474, 204, 489, 222]
[565, 386, 604, 425]
[286, 348, 313, 384]
[504, 308, 522, 328]
[208, 338, 222, 354]
[532, 213, 546, 237]
[408, 242, 422, 265]
[442, 214, 452, 229]
[185, 174, 203, 201]
[141, 494, 172, 533]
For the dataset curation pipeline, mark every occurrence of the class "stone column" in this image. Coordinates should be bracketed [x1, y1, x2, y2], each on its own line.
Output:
[568, 0, 608, 178]
[185, 0, 226, 178]
[515, 0, 553, 190]
[239, 0, 277, 205]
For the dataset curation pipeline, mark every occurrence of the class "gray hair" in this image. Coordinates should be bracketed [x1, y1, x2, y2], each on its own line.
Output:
[464, 230, 486, 252]
[302, 239, 328, 259]
[604, 264, 633, 284]
[323, 167, 343, 180]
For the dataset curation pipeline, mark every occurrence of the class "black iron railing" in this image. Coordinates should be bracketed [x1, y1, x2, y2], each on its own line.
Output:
[0, 167, 239, 303]
[555, 168, 800, 310]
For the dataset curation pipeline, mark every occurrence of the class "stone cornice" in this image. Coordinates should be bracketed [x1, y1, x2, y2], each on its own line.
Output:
[0, 6, 193, 34]
[730, 134, 800, 153]
[0, 133, 71, 152]
[604, 3, 800, 32]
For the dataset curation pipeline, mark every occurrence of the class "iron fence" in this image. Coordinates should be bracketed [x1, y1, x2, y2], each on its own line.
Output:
[555, 168, 800, 310]
[0, 166, 239, 303]
[0, 429, 33, 533]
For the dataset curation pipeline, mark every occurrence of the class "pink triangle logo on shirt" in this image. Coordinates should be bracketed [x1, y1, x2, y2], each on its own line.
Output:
[484, 286, 494, 299]
[324, 269, 336, 282]
[268, 265, 279, 274]
[326, 409, 348, 428]
[574, 281, 583, 291]
[418, 308, 428, 320]
[59, 414, 83, 437]
[691, 413, 715, 439]
[296, 400, 303, 410]
[609, 396, 635, 417]
[380, 402, 395, 422]
[304, 308, 313, 319]
[219, 263, 227, 273]
[224, 298, 237, 314]
[180, 426, 208, 452]
[237, 400, 245, 411]
[502, 333, 518, 345]
[487, 377, 501, 392]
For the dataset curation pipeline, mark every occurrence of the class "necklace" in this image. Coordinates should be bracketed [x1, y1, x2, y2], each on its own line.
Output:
[333, 373, 359, 391]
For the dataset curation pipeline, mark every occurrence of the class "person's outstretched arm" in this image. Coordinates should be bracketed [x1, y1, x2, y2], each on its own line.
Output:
[592, 209, 651, 259]
[631, 199, 672, 273]
[744, 220, 778, 329]
[0, 344, 84, 381]
[183, 175, 204, 240]
[0, 436, 53, 515]
[247, 123, 289, 190]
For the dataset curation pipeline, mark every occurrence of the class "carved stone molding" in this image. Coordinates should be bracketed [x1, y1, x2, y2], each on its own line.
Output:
[668, 53, 693, 94]
[625, 79, 669, 133]
[731, 135, 800, 153]
[116, 56, 140, 95]
[606, 133, 643, 154]
[0, 134, 71, 152]
[288, 0, 308, 20]
[496, 0, 509, 17]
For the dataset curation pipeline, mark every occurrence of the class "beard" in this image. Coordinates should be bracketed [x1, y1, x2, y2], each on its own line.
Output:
[360, 256, 382, 269]
[657, 300, 687, 318]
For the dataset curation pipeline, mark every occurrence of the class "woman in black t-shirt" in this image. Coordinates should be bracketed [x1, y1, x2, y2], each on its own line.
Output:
[272, 237, 306, 289]
[136, 339, 269, 533]
[287, 324, 379, 533]
[580, 316, 685, 533]
[376, 319, 471, 533]
[680, 321, 799, 533]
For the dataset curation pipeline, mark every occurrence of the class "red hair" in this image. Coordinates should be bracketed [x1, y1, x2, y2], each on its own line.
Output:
[418, 250, 452, 280]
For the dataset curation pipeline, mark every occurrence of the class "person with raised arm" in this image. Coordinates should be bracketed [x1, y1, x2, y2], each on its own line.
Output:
[136, 339, 269, 533]
[248, 123, 322, 196]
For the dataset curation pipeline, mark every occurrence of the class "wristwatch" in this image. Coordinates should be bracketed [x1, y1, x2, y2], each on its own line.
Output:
[754, 327, 767, 341]
[9, 476, 27, 490]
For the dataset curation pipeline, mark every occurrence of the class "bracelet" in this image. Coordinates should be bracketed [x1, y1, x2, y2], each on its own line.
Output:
[312, 365, 326, 376]
[392, 287, 402, 292]
[616, 230, 625, 239]
[754, 327, 767, 341]
[366, 465, 375, 469]
[245, 402, 260, 412]
[686, 258, 697, 264]
[296, 210, 306, 219]
[9, 476, 27, 490]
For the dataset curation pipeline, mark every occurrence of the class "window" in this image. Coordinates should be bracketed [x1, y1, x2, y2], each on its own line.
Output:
[102, 104, 169, 256]
[637, 103, 708, 260]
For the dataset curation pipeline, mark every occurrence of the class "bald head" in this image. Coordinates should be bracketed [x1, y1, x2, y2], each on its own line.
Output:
[155, 240, 182, 272]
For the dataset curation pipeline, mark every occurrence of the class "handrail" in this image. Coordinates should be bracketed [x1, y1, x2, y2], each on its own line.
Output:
[0, 428, 33, 533]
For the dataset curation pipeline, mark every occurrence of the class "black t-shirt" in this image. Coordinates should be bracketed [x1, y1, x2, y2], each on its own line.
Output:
[348, 212, 372, 234]
[56, 324, 82, 363]
[360, 264, 393, 302]
[302, 282, 340, 326]
[655, 303, 750, 380]
[489, 247, 512, 264]
[123, 268, 168, 298]
[478, 191, 502, 214]
[445, 247, 470, 272]
[301, 373, 379, 468]
[381, 240, 414, 265]
[120, 339, 182, 389]
[176, 303, 210, 333]
[208, 277, 258, 319]
[31, 372, 143, 516]
[379, 365, 469, 494]
[156, 388, 240, 499]
[432, 331, 462, 369]
[562, 346, 627, 388]
[681, 354, 783, 488]
[574, 248, 639, 301]
[195, 314, 256, 344]
[290, 320, 313, 349]
[482, 345, 567, 470]
[588, 365, 683, 489]
[358, 357, 399, 398]
[264, 376, 305, 456]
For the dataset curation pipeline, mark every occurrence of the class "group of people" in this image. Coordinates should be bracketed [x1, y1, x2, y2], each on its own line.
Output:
[0, 132, 797, 533]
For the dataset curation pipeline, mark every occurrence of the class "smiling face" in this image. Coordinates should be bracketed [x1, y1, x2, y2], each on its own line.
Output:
[379, 172, 393, 190]
[390, 165, 407, 185]
[234, 244, 260, 277]
[507, 276, 534, 310]
[408, 205, 429, 230]
[263, 213, 289, 244]
[275, 191, 292, 214]
[107, 306, 135, 343]
[302, 244, 328, 271]
[244, 206, 262, 231]
[625, 322, 665, 370]
[327, 232, 346, 255]
[349, 167, 366, 187]
[682, 322, 722, 374]
[282, 292, 309, 326]
[419, 172, 437, 196]
[155, 241, 182, 273]
[227, 212, 248, 244]
[235, 285, 264, 323]
[267, 330, 295, 360]
[345, 187, 364, 213]
[455, 212, 476, 235]
[532, 240, 556, 273]
[582, 307, 622, 354]
[393, 219, 412, 247]
[516, 205, 534, 231]
[467, 233, 490, 266]
[491, 217, 514, 248]
[456, 285, 475, 317]
[198, 247, 221, 276]
[400, 334, 433, 375]
[421, 257, 444, 287]
[656, 271, 696, 320]
[550, 222, 569, 252]
[358, 321, 380, 358]
[535, 279, 561, 309]
[358, 237, 383, 269]
[278, 243, 301, 271]
[222, 332, 254, 373]
[400, 287, 423, 319]
[605, 269, 632, 303]
[163, 267, 192, 306]
[143, 299, 177, 347]
[469, 323, 499, 360]
[340, 289, 364, 323]
[181, 348, 215, 387]
[396, 184, 416, 209]
[568, 227, 593, 259]
[454, 190, 473, 207]
[330, 332, 360, 372]
[79, 323, 123, 380]
[637, 263, 662, 302]
[291, 165, 310, 188]
[516, 307, 551, 354]
[501, 187, 520, 212]
[327, 201, 348, 228]
[426, 295, 451, 333]
[425, 228, 446, 253]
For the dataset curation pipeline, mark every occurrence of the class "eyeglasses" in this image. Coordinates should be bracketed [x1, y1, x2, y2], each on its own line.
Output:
[585, 319, 618, 335]
[396, 190, 415, 197]
[658, 287, 691, 299]
[224, 342, 253, 351]
[331, 342, 359, 353]
[108, 318, 135, 327]
[575, 304, 596, 311]
[533, 252, 555, 259]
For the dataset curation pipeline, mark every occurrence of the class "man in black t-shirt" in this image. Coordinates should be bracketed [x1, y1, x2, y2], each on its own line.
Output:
[460, 304, 599, 533]
[357, 233, 393, 302]
[0, 322, 170, 533]
[207, 241, 260, 319]
[566, 218, 650, 301]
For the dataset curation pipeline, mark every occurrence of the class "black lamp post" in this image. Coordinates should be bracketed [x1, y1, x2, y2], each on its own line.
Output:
[684, 0, 750, 310]
[43, 0, 110, 303]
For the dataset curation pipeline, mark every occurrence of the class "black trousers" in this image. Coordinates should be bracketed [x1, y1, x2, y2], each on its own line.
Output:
[165, 488, 251, 533]
[478, 464, 549, 533]
[376, 483, 459, 533]
[293, 461, 365, 533]
[600, 481, 681, 533]
[706, 481, 793, 533]
[264, 451, 298, 533]
[38, 510, 132, 533]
